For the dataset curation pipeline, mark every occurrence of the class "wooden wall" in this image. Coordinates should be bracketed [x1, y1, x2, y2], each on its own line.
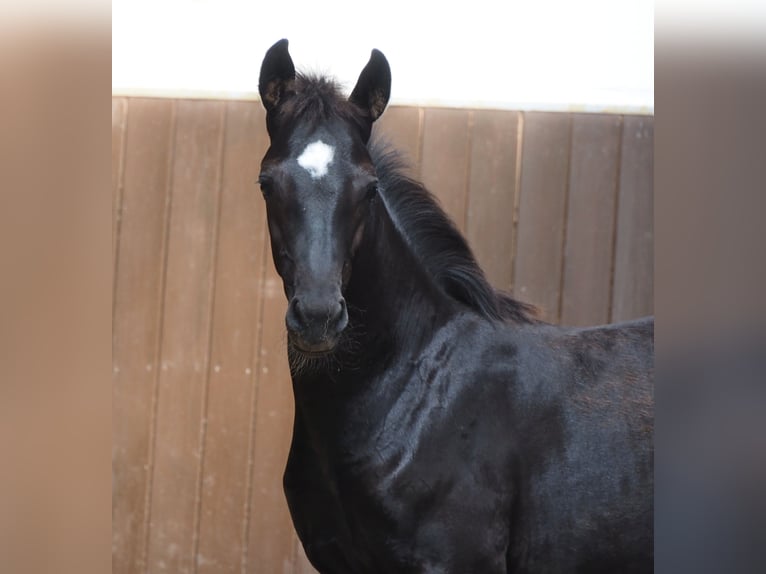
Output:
[112, 97, 653, 574]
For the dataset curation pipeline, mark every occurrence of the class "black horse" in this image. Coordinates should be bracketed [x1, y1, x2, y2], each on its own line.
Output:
[256, 39, 653, 574]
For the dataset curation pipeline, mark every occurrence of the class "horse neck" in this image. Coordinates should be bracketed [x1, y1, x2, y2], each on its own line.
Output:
[344, 196, 454, 353]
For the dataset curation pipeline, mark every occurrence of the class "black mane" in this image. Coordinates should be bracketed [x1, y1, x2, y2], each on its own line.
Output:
[282, 74, 536, 324]
[369, 140, 536, 324]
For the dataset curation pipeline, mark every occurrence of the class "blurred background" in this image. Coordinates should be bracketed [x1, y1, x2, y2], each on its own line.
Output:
[111, 1, 653, 573]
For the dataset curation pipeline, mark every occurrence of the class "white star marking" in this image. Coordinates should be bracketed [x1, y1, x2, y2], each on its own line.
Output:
[297, 140, 335, 179]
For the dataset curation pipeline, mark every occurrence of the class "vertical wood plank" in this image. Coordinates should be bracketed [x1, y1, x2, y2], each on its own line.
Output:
[245, 255, 295, 574]
[147, 100, 226, 574]
[420, 108, 471, 231]
[513, 112, 572, 321]
[466, 110, 520, 292]
[195, 102, 270, 573]
[112, 98, 127, 268]
[611, 115, 654, 322]
[112, 98, 174, 574]
[560, 114, 622, 326]
[375, 105, 423, 176]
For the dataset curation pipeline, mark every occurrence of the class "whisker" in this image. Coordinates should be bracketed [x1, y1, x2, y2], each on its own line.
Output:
[286, 315, 368, 378]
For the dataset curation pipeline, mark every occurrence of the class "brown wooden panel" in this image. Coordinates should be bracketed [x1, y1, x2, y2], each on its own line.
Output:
[375, 105, 423, 176]
[611, 115, 654, 322]
[420, 108, 471, 231]
[196, 102, 270, 573]
[112, 98, 127, 266]
[245, 255, 296, 574]
[147, 100, 226, 574]
[560, 114, 622, 326]
[466, 110, 520, 292]
[112, 98, 175, 574]
[513, 112, 572, 321]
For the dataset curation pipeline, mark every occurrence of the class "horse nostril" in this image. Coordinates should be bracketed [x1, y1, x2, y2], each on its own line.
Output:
[286, 298, 306, 332]
[292, 298, 304, 321]
[335, 298, 348, 332]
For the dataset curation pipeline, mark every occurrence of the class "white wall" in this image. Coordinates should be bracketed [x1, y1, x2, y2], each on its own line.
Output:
[113, 0, 654, 113]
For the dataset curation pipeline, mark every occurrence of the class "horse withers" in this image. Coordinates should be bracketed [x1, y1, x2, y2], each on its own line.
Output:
[256, 38, 653, 573]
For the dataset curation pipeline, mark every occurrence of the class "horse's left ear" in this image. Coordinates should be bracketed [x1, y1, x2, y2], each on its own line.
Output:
[349, 49, 391, 122]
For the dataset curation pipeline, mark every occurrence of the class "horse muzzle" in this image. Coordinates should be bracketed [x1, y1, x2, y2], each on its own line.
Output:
[285, 294, 348, 354]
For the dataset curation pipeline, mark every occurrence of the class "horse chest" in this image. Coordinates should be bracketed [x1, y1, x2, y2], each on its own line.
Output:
[286, 447, 471, 574]
[285, 375, 514, 573]
[285, 436, 426, 572]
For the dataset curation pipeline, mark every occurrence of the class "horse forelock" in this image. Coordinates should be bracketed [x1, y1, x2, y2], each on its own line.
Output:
[276, 73, 367, 130]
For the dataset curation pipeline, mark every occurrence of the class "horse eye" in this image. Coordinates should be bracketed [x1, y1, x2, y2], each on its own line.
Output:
[365, 182, 378, 200]
[257, 175, 274, 198]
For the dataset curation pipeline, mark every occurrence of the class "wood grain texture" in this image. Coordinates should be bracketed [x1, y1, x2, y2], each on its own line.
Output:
[112, 98, 175, 574]
[612, 116, 654, 322]
[466, 110, 520, 292]
[513, 112, 572, 321]
[420, 108, 471, 231]
[196, 102, 270, 574]
[560, 114, 622, 326]
[147, 100, 226, 574]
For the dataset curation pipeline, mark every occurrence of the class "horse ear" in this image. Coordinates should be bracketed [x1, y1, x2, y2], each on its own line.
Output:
[259, 39, 296, 113]
[349, 49, 391, 122]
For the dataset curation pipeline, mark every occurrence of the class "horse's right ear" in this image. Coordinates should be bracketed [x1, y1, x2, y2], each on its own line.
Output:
[259, 39, 296, 113]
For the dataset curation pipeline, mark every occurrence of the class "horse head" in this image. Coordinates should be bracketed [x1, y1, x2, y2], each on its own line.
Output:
[257, 39, 391, 355]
